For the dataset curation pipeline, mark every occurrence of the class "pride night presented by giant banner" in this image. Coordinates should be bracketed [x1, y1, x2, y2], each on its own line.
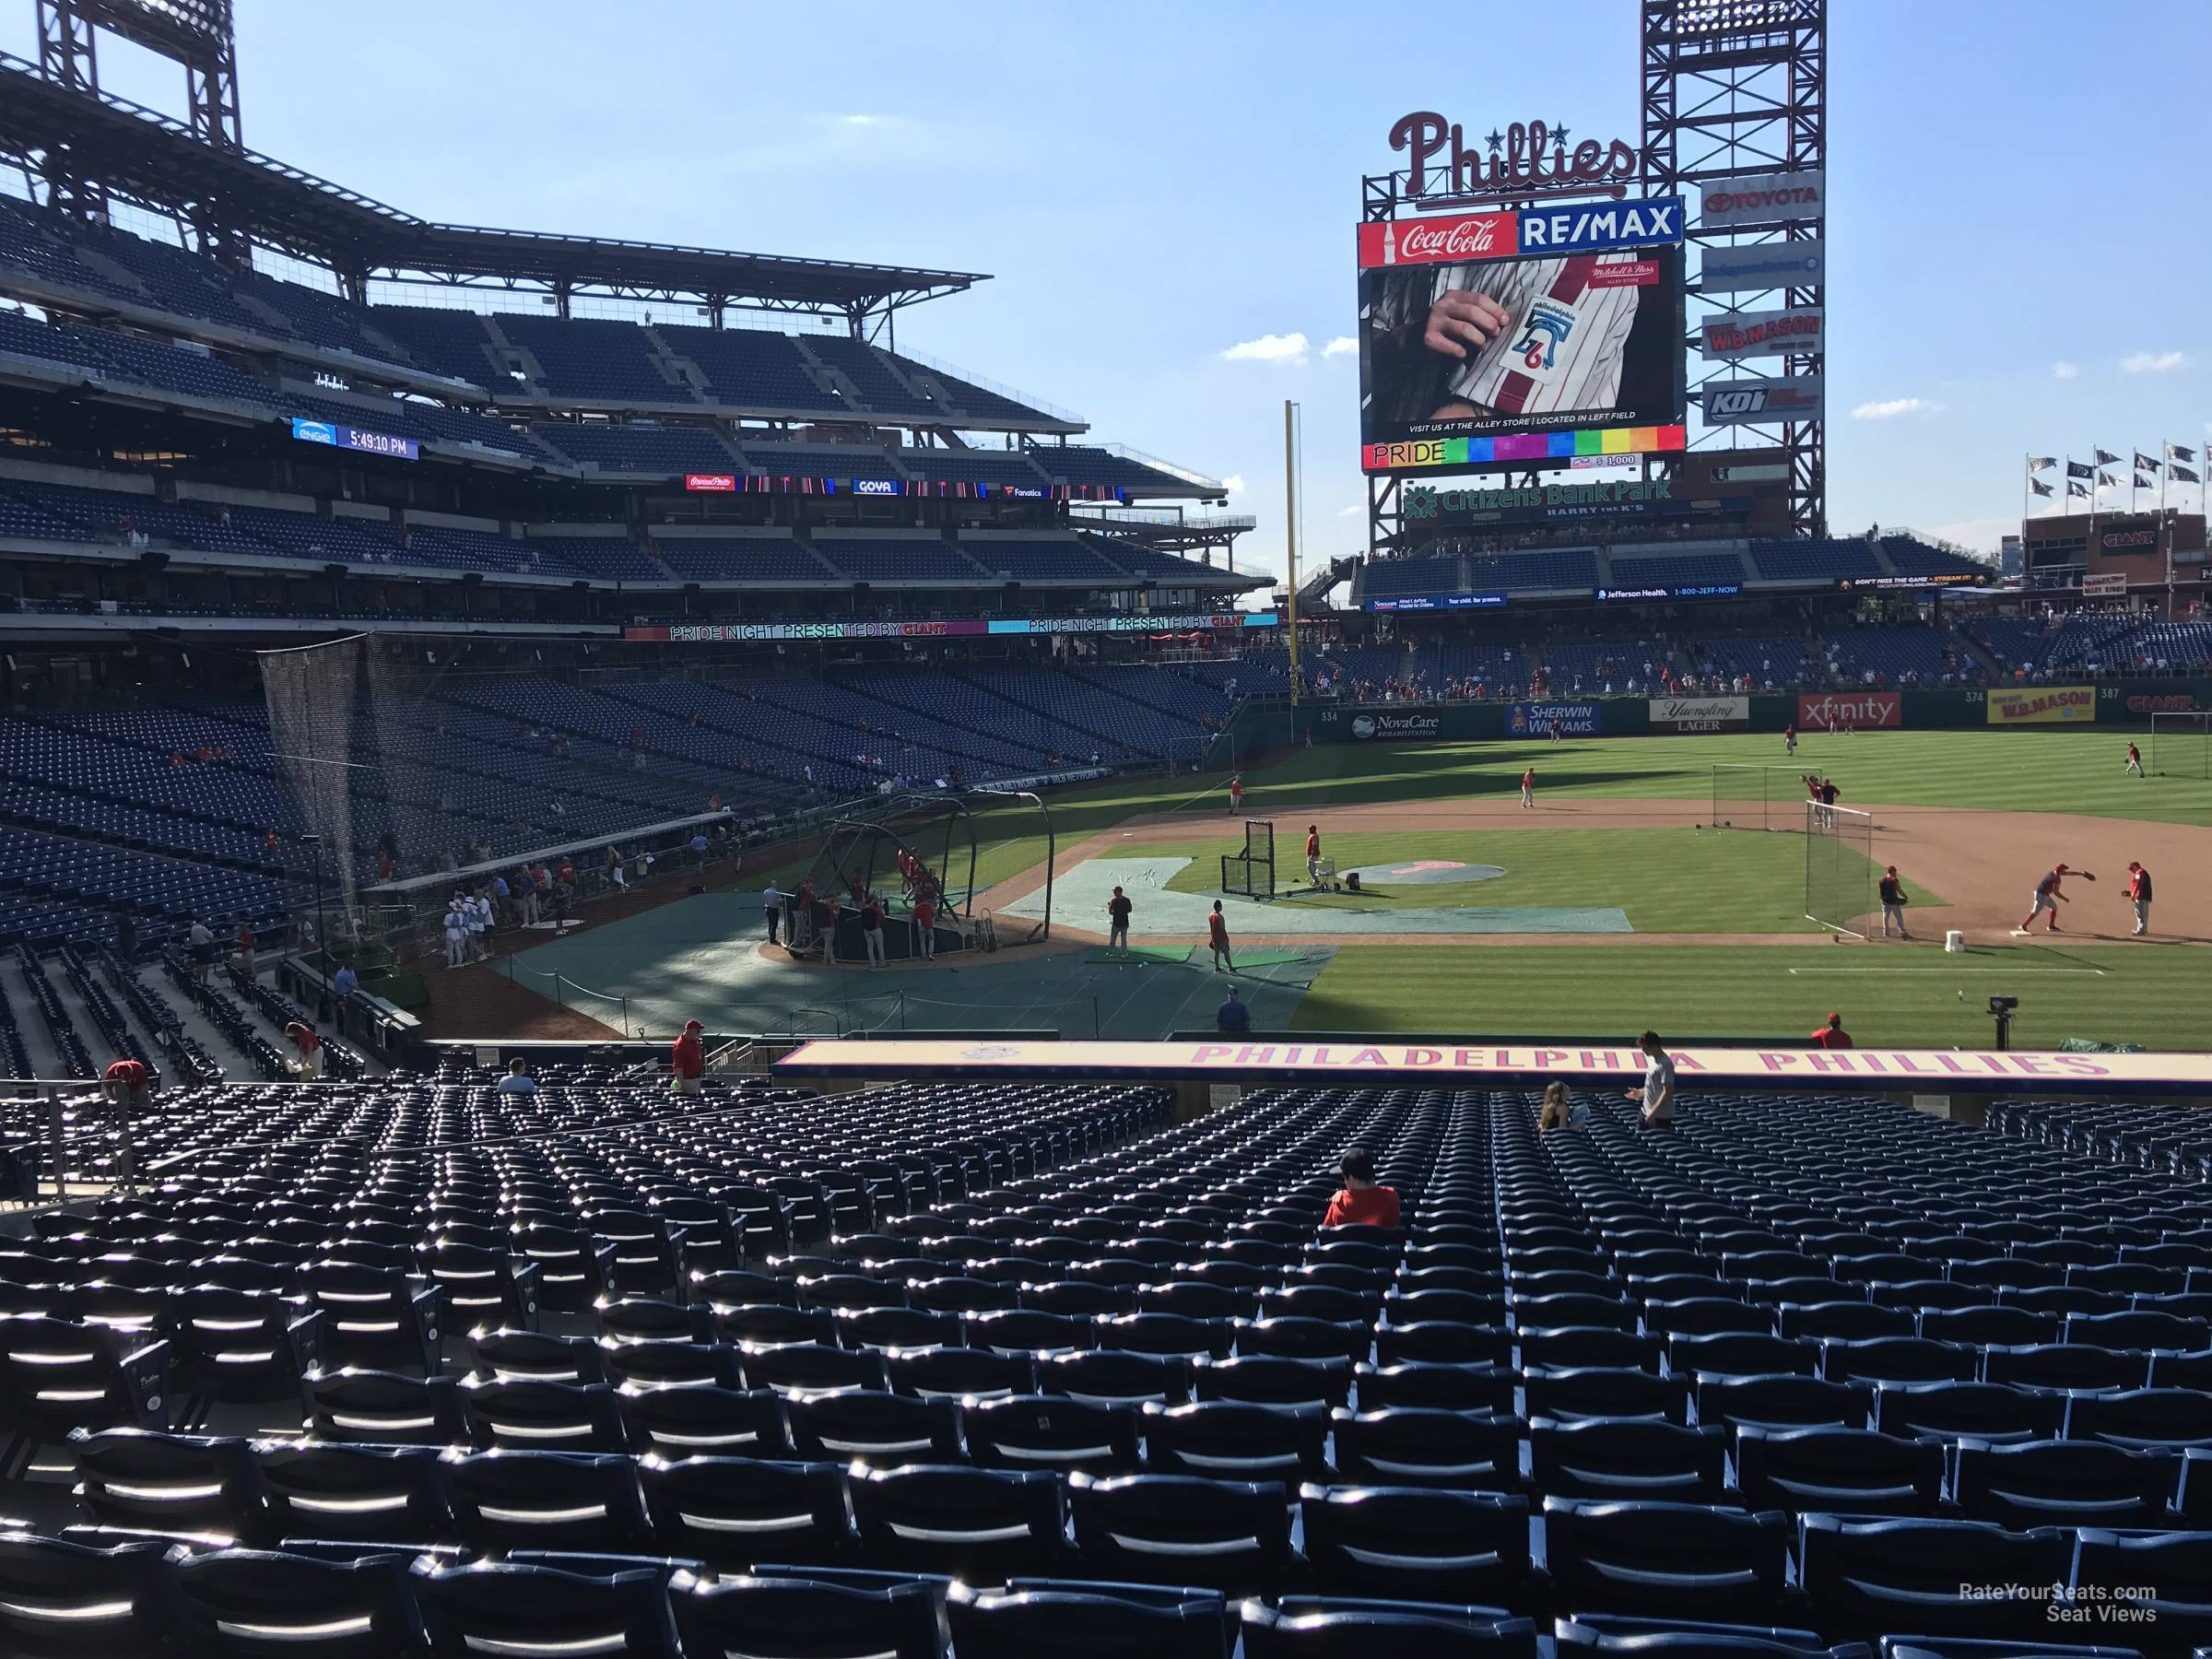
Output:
[776, 1041, 2212, 1097]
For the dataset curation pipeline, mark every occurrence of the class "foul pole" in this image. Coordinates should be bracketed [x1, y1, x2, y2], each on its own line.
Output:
[1284, 398, 1301, 707]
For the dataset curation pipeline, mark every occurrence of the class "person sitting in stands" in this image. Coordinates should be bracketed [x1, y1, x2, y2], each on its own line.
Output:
[1322, 1148, 1401, 1230]
[496, 1058, 538, 1096]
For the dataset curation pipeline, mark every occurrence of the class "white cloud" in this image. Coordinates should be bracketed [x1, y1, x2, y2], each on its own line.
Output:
[841, 113, 884, 126]
[1221, 332, 1310, 366]
[1219, 475, 1246, 495]
[2051, 360, 2078, 381]
[1851, 396, 1946, 420]
[2121, 350, 2187, 374]
[1322, 335, 1359, 359]
[1925, 517, 2011, 554]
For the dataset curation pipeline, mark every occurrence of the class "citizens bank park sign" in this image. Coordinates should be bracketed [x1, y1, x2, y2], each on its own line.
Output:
[776, 1040, 2212, 1098]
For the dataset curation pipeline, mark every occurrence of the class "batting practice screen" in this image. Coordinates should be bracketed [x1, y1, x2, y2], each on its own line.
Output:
[1357, 199, 1687, 473]
[1805, 803, 1876, 936]
[1221, 818, 1277, 900]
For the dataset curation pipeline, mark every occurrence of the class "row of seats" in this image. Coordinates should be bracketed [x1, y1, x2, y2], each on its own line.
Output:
[9, 1076, 2212, 1651]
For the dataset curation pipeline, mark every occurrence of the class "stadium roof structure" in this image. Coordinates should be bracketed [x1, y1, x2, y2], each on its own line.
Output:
[0, 52, 987, 323]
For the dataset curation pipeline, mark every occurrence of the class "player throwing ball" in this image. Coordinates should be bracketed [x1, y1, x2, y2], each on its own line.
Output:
[2017, 861, 2093, 935]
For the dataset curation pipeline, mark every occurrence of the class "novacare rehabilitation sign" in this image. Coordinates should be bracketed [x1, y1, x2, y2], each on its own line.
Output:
[776, 1041, 2212, 1097]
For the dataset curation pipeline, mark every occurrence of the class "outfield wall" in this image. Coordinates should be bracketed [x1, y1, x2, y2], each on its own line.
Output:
[1251, 677, 2212, 747]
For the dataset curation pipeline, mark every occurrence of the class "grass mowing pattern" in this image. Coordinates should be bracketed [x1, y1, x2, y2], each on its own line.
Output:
[1291, 940, 2211, 1050]
[1130, 828, 1937, 935]
[1225, 728, 2212, 826]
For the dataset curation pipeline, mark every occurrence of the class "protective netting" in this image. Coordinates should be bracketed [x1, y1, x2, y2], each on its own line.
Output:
[2149, 711, 2210, 779]
[1805, 802, 1875, 936]
[258, 635, 366, 947]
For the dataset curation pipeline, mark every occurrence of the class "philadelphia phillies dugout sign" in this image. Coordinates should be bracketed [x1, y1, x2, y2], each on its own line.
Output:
[776, 1041, 2212, 1097]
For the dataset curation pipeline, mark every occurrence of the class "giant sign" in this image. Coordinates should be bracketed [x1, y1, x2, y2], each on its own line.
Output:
[1649, 695, 1749, 733]
[1702, 376, 1826, 426]
[1798, 690, 1901, 731]
[1700, 169, 1826, 229]
[1700, 308, 1824, 360]
[1359, 201, 1686, 472]
[1988, 686, 2096, 725]
[777, 1038, 2212, 1098]
[1700, 241, 1825, 294]
[1508, 700, 1601, 736]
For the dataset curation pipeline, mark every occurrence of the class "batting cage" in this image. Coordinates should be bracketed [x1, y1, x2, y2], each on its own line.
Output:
[1708, 763, 1803, 831]
[791, 788, 1055, 961]
[1221, 818, 1277, 900]
[1805, 803, 1876, 936]
[2149, 711, 2210, 779]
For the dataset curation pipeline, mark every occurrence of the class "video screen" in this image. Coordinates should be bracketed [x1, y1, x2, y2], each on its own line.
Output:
[1358, 199, 1687, 473]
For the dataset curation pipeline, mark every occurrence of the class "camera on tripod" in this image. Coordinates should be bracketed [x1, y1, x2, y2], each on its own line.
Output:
[1988, 994, 2018, 1050]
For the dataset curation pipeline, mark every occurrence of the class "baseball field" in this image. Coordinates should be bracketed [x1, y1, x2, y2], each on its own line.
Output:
[473, 725, 2212, 1051]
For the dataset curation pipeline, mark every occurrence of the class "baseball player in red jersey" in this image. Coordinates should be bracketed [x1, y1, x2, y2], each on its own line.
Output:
[1521, 766, 1535, 808]
[2126, 861, 2152, 935]
[2125, 741, 2143, 778]
[1385, 252, 1645, 422]
[1304, 824, 1322, 888]
[1229, 774, 1243, 815]
[2017, 862, 2094, 933]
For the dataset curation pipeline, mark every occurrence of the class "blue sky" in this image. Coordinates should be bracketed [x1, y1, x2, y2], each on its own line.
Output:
[11, 0, 2208, 582]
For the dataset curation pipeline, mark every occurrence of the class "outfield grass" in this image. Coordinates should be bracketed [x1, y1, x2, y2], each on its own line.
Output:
[1289, 939, 2212, 1050]
[1125, 828, 1939, 935]
[1229, 727, 2212, 826]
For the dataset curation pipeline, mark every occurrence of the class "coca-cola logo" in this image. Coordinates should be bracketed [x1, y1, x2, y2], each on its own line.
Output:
[1401, 218, 1501, 259]
[1389, 113, 1639, 203]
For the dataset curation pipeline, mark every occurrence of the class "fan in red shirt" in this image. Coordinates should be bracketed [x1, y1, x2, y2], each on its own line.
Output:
[671, 1019, 706, 1094]
[1809, 1012, 1853, 1050]
[1322, 1148, 1401, 1230]
[102, 1056, 153, 1112]
[284, 1021, 322, 1081]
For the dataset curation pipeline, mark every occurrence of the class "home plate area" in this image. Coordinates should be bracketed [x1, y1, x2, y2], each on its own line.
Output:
[1007, 855, 1632, 937]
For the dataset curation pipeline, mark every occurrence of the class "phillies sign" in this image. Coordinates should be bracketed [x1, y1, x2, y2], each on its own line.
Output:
[1799, 691, 1901, 731]
[1388, 113, 1640, 203]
